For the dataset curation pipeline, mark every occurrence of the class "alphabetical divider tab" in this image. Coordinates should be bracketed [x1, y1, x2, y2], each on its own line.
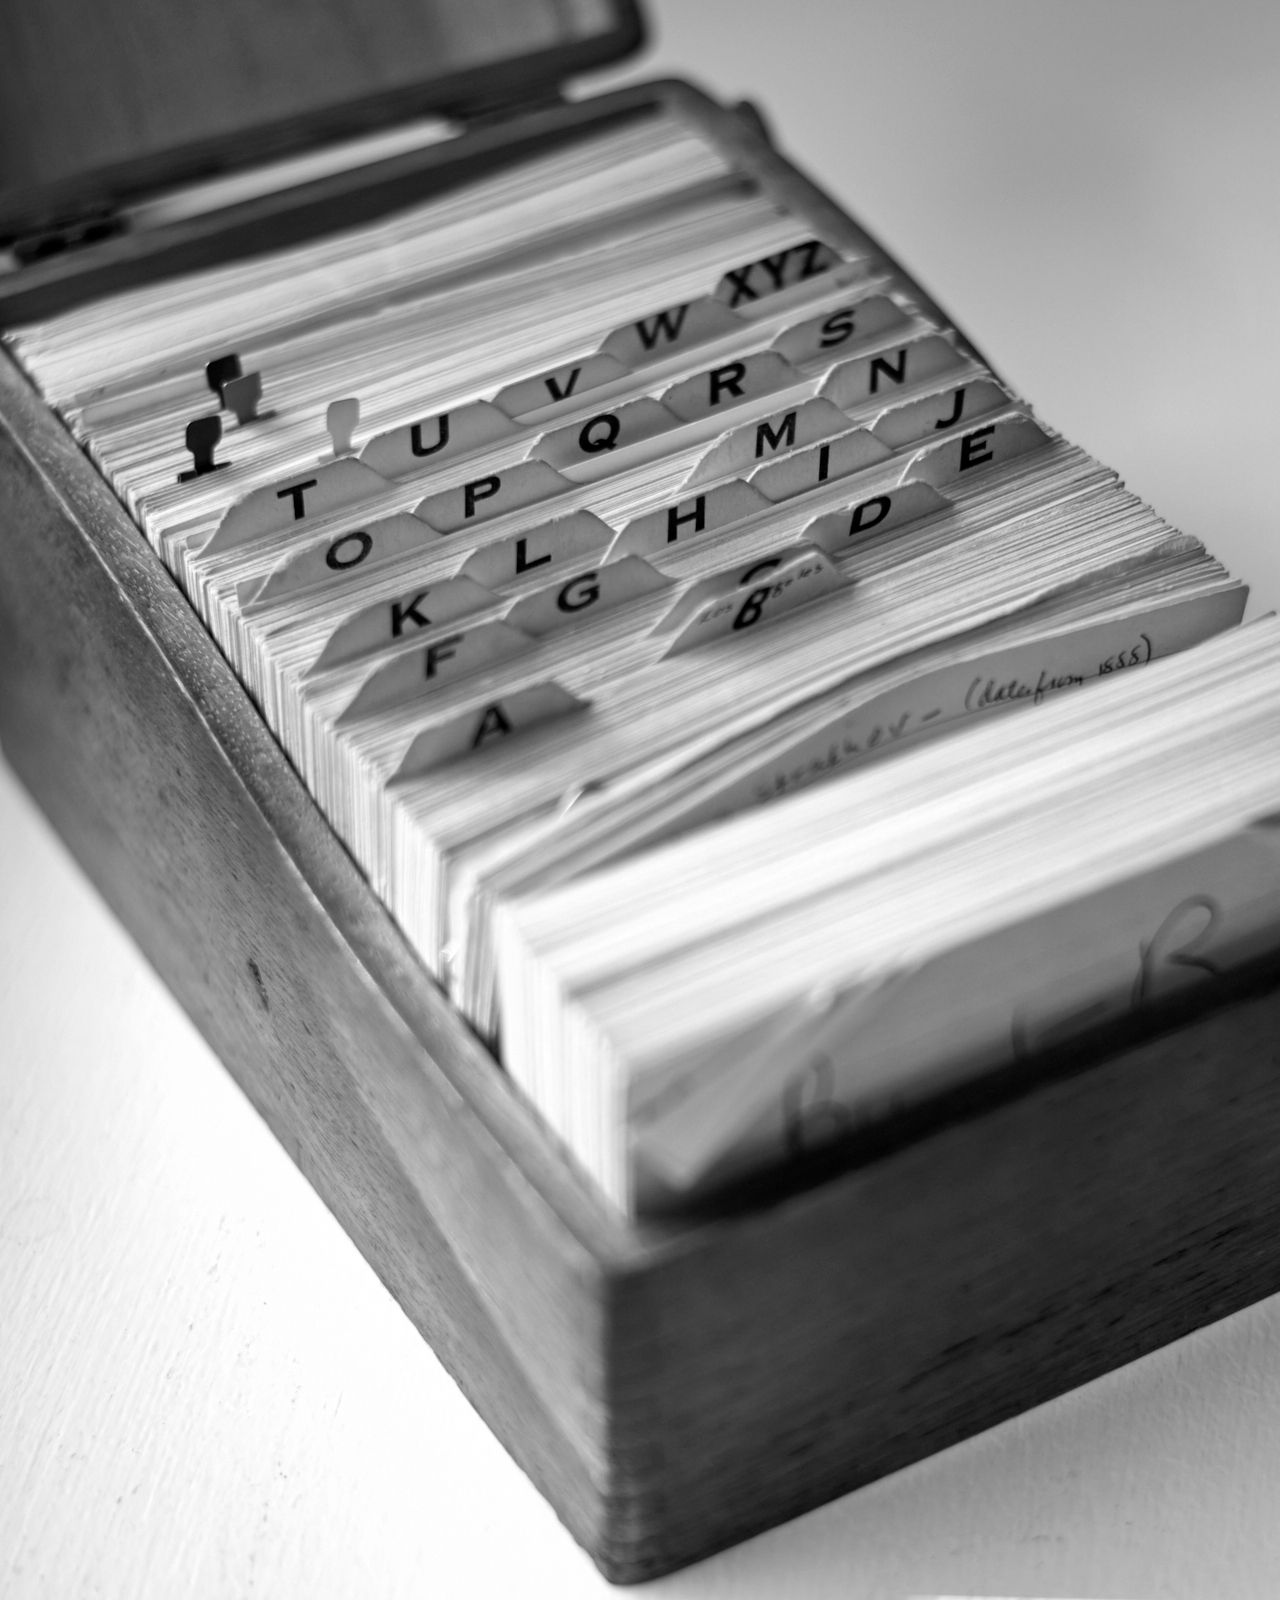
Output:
[246, 512, 441, 609]
[391, 683, 590, 781]
[532, 396, 681, 472]
[504, 557, 672, 639]
[872, 379, 1011, 451]
[821, 334, 969, 412]
[208, 457, 391, 553]
[661, 544, 847, 656]
[336, 620, 536, 726]
[804, 481, 952, 555]
[310, 575, 498, 674]
[903, 415, 1054, 487]
[610, 480, 772, 560]
[493, 354, 632, 421]
[661, 351, 801, 425]
[415, 460, 570, 534]
[684, 398, 851, 488]
[459, 511, 614, 590]
[749, 428, 892, 503]
[599, 296, 744, 368]
[712, 240, 843, 310]
[360, 400, 518, 480]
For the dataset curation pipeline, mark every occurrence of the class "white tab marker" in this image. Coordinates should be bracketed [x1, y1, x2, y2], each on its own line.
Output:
[325, 397, 360, 458]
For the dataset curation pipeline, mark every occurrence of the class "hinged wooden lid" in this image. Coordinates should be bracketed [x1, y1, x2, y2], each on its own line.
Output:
[0, 0, 644, 242]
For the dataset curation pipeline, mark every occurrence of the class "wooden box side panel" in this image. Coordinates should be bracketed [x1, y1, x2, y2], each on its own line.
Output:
[0, 0, 644, 239]
[11, 86, 1280, 1588]
[0, 350, 641, 1561]
[604, 974, 1280, 1578]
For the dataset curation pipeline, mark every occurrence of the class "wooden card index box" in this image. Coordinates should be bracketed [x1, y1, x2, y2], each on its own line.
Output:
[4, 0, 1280, 1580]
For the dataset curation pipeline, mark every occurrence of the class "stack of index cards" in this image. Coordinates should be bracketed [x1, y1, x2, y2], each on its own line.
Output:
[8, 103, 1263, 1216]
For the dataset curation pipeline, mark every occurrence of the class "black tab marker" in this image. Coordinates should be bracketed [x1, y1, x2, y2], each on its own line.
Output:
[178, 415, 229, 481]
[222, 371, 274, 425]
[205, 354, 242, 401]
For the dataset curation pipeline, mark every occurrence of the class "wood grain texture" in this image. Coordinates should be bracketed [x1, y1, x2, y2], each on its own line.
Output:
[0, 343, 635, 1562]
[4, 80, 1280, 1583]
[0, 0, 643, 238]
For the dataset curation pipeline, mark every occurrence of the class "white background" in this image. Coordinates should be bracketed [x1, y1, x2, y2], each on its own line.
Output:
[5, 3, 1280, 1595]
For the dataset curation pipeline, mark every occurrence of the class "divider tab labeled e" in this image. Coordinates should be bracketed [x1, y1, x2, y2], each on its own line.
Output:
[903, 415, 1053, 486]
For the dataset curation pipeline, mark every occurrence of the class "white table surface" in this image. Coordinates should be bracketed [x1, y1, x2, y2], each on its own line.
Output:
[5, 3, 1280, 1595]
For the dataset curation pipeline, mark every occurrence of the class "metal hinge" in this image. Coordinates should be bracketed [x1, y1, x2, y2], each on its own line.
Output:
[448, 87, 567, 130]
[10, 206, 127, 266]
